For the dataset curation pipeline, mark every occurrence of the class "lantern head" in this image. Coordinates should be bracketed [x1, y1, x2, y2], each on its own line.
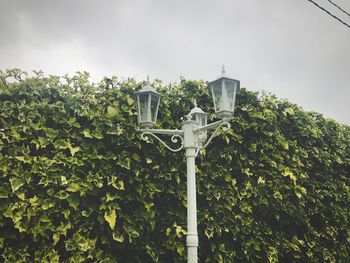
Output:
[189, 102, 208, 127]
[135, 76, 162, 128]
[208, 66, 240, 119]
[189, 102, 208, 145]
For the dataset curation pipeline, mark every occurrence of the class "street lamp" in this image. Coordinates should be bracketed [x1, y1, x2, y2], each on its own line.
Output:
[135, 76, 162, 128]
[207, 65, 240, 119]
[136, 67, 239, 263]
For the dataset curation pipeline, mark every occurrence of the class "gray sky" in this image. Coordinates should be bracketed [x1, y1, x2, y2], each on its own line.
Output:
[1, 0, 349, 124]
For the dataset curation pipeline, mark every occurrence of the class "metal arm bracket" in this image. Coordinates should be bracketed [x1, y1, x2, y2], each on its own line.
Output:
[139, 129, 184, 152]
[193, 118, 232, 155]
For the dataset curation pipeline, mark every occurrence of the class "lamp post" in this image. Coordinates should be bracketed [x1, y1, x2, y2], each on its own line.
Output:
[135, 66, 240, 263]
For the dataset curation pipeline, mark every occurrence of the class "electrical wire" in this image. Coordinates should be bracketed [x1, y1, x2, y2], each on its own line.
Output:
[306, 0, 350, 29]
[328, 0, 350, 18]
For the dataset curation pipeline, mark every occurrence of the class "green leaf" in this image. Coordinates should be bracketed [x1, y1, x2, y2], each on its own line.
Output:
[115, 180, 124, 190]
[56, 190, 69, 199]
[67, 195, 80, 209]
[91, 130, 104, 139]
[104, 210, 117, 230]
[83, 129, 93, 138]
[295, 186, 307, 199]
[0, 186, 9, 198]
[45, 128, 59, 139]
[29, 195, 39, 206]
[10, 178, 25, 192]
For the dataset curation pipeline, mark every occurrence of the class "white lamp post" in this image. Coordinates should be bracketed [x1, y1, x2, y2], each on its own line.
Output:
[135, 67, 239, 263]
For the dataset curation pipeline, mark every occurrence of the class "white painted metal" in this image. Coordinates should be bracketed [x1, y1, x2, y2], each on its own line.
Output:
[137, 70, 239, 262]
[138, 128, 184, 136]
[141, 131, 184, 152]
[139, 113, 231, 263]
[185, 147, 198, 263]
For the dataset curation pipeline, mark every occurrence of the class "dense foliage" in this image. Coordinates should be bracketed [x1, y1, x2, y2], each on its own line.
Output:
[0, 69, 349, 262]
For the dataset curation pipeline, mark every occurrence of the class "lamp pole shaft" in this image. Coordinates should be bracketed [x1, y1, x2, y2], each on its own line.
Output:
[186, 147, 198, 263]
[182, 119, 199, 263]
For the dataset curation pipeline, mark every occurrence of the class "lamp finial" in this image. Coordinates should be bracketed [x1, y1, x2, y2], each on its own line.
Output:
[221, 65, 226, 75]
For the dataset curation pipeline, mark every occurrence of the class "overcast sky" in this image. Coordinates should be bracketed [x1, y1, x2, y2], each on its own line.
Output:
[0, 0, 349, 124]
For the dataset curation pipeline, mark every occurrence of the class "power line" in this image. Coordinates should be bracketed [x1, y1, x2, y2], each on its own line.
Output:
[306, 0, 350, 29]
[328, 0, 350, 18]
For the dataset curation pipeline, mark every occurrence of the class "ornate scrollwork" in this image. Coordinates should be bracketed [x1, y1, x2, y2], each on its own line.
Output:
[141, 132, 184, 152]
[199, 120, 231, 150]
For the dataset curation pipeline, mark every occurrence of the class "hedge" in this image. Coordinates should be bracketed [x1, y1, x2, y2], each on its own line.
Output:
[0, 69, 349, 262]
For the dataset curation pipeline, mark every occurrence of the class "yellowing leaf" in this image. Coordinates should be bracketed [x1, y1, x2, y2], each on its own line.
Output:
[67, 183, 81, 192]
[231, 178, 237, 187]
[274, 191, 283, 200]
[15, 156, 25, 162]
[113, 233, 124, 242]
[63, 209, 70, 219]
[144, 202, 154, 212]
[69, 146, 80, 156]
[107, 106, 118, 118]
[146, 158, 152, 164]
[290, 174, 297, 184]
[243, 168, 252, 176]
[257, 176, 265, 184]
[16, 192, 25, 201]
[106, 192, 117, 202]
[104, 210, 117, 230]
[53, 232, 60, 246]
[282, 141, 289, 150]
[175, 225, 186, 237]
[126, 95, 134, 106]
[61, 176, 68, 185]
[283, 107, 295, 116]
[295, 186, 307, 199]
[116, 180, 124, 190]
[29, 195, 39, 206]
[166, 227, 171, 236]
[177, 246, 185, 256]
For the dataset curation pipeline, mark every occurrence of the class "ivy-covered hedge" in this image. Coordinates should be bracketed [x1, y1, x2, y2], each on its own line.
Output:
[0, 69, 349, 262]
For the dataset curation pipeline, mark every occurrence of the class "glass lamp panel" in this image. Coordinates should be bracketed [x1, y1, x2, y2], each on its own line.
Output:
[211, 81, 222, 112]
[200, 114, 207, 126]
[139, 93, 150, 122]
[150, 94, 160, 122]
[194, 113, 207, 127]
[224, 79, 237, 111]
